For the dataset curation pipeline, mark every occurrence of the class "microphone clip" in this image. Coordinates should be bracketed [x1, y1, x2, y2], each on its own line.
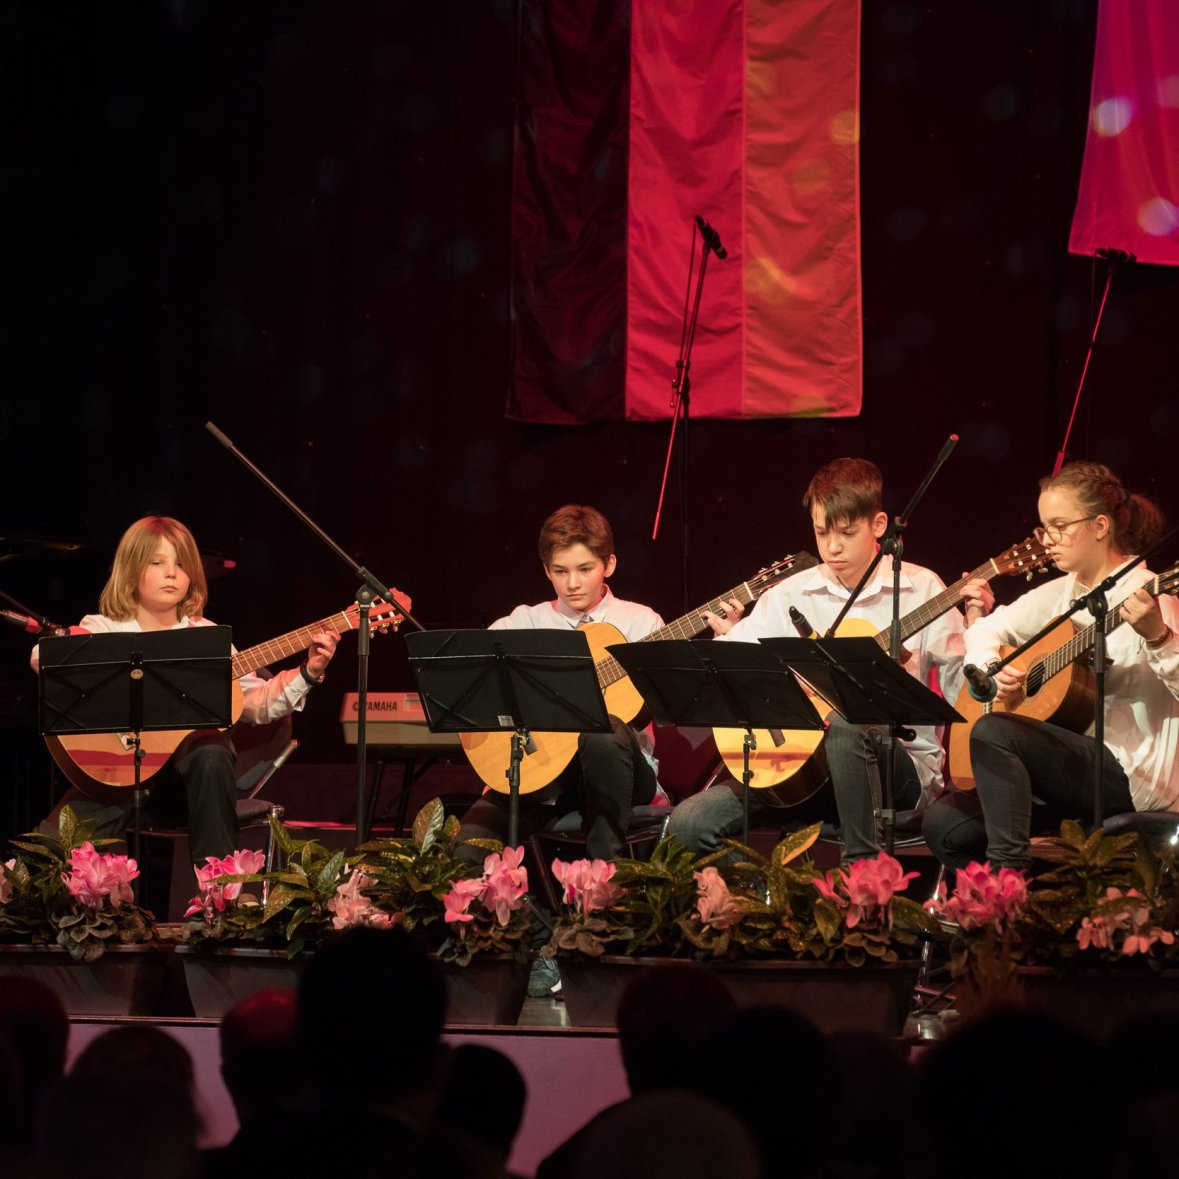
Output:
[964, 662, 998, 703]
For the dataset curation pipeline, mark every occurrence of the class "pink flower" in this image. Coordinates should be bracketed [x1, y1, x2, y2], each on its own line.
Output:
[694, 866, 743, 930]
[551, 858, 621, 914]
[62, 842, 138, 909]
[443, 878, 486, 934]
[327, 870, 396, 931]
[844, 856, 919, 907]
[481, 846, 529, 926]
[813, 854, 918, 928]
[183, 848, 266, 919]
[1077, 887, 1177, 957]
[932, 861, 1028, 931]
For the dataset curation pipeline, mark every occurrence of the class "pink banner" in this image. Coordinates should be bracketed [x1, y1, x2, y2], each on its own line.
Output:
[1069, 0, 1179, 266]
[626, 0, 862, 420]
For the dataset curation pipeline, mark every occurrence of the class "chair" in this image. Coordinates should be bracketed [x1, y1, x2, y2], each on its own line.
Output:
[529, 806, 672, 912]
[140, 716, 297, 919]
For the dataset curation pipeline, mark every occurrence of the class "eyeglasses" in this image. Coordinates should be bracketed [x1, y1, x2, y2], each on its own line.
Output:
[1033, 515, 1098, 545]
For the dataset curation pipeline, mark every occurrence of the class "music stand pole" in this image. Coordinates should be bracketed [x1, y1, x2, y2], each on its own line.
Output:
[604, 639, 825, 850]
[741, 729, 757, 846]
[39, 629, 234, 897]
[404, 630, 611, 853]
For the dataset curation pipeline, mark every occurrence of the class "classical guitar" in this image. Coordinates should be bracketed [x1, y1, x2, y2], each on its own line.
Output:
[460, 554, 817, 795]
[948, 561, 1179, 791]
[44, 598, 407, 801]
[712, 536, 1052, 809]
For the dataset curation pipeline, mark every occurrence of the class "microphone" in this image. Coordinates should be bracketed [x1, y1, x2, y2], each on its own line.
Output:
[695, 215, 728, 260]
[1, 609, 66, 637]
[964, 662, 998, 703]
[789, 606, 815, 639]
[1095, 247, 1136, 265]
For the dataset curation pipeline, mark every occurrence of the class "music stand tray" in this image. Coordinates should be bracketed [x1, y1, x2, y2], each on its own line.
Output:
[403, 629, 610, 845]
[39, 627, 234, 737]
[758, 636, 962, 727]
[606, 639, 825, 843]
[605, 639, 823, 731]
[37, 627, 235, 880]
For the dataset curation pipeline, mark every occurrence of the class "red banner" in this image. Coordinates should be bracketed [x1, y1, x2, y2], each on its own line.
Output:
[509, 0, 862, 423]
[1069, 0, 1179, 266]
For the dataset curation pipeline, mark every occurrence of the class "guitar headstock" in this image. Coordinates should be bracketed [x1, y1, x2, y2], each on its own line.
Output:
[344, 590, 411, 634]
[1156, 562, 1179, 598]
[750, 551, 818, 596]
[993, 536, 1053, 581]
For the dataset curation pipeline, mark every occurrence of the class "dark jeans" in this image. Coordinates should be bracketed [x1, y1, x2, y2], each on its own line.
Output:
[43, 729, 240, 865]
[667, 713, 921, 862]
[457, 716, 657, 861]
[922, 713, 1133, 869]
[825, 713, 922, 860]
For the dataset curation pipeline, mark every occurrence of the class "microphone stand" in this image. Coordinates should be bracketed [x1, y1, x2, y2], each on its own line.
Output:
[824, 434, 959, 854]
[964, 527, 1176, 831]
[204, 422, 425, 845]
[652, 219, 722, 613]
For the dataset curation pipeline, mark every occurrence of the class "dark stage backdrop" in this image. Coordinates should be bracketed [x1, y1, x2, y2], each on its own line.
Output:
[2, 1, 1176, 835]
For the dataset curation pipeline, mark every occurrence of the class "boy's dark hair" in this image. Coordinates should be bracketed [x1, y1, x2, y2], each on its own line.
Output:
[538, 504, 614, 566]
[802, 458, 884, 526]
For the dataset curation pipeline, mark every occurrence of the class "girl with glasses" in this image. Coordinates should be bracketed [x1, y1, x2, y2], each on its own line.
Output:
[924, 461, 1177, 869]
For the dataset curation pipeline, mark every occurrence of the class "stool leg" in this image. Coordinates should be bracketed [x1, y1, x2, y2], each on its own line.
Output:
[264, 804, 285, 903]
[915, 862, 947, 995]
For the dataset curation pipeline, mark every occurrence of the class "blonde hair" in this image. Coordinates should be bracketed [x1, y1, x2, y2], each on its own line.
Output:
[1040, 462, 1165, 556]
[98, 516, 207, 621]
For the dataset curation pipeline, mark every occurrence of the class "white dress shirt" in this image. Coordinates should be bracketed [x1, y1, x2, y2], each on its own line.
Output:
[719, 559, 966, 800]
[964, 566, 1179, 812]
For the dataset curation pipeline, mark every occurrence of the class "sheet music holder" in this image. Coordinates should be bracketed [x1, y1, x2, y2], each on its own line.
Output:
[606, 639, 825, 844]
[760, 635, 961, 854]
[38, 627, 235, 883]
[757, 636, 962, 728]
[404, 629, 610, 847]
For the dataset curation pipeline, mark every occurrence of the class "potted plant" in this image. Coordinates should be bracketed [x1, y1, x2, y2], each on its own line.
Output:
[0, 807, 164, 1015]
[930, 820, 1179, 1035]
[176, 798, 534, 1022]
[544, 824, 937, 1033]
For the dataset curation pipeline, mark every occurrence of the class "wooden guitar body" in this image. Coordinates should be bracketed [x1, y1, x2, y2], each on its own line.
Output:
[458, 552, 817, 795]
[711, 618, 880, 808]
[42, 597, 406, 803]
[948, 619, 1096, 791]
[459, 622, 630, 795]
[710, 534, 1054, 810]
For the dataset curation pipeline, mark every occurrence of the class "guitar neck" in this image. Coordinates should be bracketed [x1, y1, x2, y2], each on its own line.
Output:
[872, 557, 997, 651]
[594, 572, 790, 690]
[231, 611, 357, 679]
[1031, 579, 1157, 684]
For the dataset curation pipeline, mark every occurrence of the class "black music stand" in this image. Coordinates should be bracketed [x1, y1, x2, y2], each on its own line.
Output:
[38, 628, 234, 877]
[607, 639, 825, 844]
[404, 629, 610, 847]
[761, 636, 962, 853]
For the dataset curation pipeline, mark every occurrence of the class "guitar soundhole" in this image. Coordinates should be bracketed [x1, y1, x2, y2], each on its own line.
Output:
[1025, 666, 1044, 698]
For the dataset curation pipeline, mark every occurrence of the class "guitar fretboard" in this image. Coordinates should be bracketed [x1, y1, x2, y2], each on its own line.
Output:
[869, 556, 1001, 652]
[231, 610, 359, 678]
[1028, 572, 1166, 689]
[593, 557, 807, 690]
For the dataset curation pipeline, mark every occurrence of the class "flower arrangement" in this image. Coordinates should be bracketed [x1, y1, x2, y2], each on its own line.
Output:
[181, 798, 532, 963]
[930, 820, 1179, 1014]
[542, 824, 936, 966]
[0, 807, 155, 961]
